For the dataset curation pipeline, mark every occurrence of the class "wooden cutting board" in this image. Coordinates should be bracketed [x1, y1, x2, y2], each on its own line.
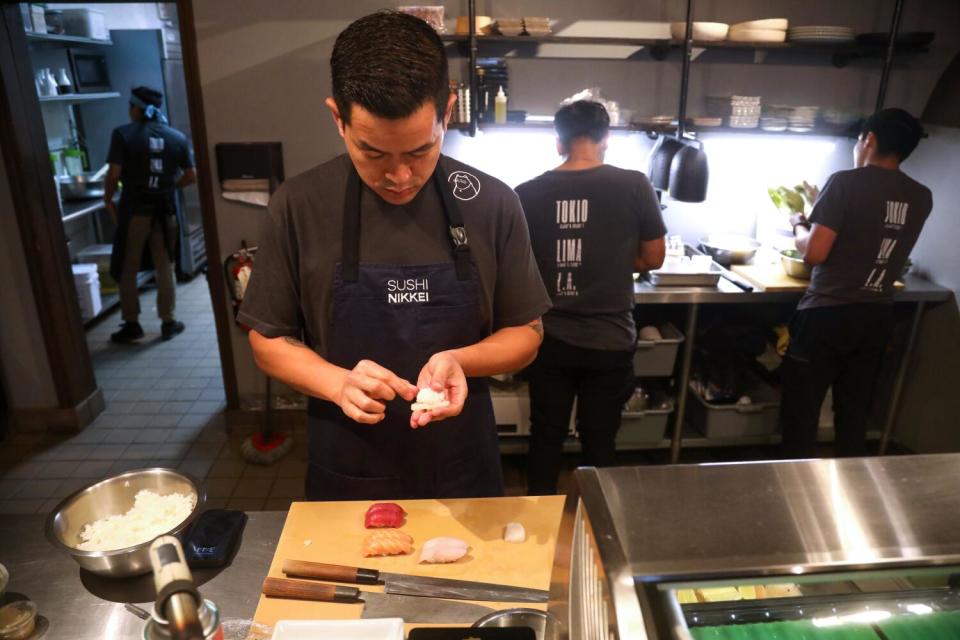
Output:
[247, 495, 565, 638]
[732, 264, 905, 292]
[732, 264, 811, 292]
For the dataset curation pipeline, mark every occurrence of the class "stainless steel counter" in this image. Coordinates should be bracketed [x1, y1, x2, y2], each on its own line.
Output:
[61, 198, 107, 224]
[634, 273, 953, 304]
[0, 511, 285, 640]
[592, 454, 960, 582]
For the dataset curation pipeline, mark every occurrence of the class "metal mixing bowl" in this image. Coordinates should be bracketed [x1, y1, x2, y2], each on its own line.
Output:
[780, 249, 813, 280]
[699, 234, 761, 266]
[473, 608, 553, 640]
[45, 468, 204, 578]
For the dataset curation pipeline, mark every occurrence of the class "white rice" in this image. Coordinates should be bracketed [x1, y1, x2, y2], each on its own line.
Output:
[77, 489, 196, 551]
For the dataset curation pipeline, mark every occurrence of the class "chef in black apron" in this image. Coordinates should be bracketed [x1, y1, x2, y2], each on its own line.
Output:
[238, 11, 551, 500]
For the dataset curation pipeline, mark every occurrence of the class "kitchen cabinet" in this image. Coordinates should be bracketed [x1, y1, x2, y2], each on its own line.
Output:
[446, 0, 924, 138]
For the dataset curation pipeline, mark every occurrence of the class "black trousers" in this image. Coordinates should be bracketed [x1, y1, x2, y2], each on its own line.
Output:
[527, 335, 634, 495]
[779, 303, 894, 459]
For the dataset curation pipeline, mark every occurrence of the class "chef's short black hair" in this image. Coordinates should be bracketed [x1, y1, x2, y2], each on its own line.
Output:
[131, 86, 163, 108]
[861, 108, 925, 161]
[555, 101, 610, 149]
[331, 11, 449, 125]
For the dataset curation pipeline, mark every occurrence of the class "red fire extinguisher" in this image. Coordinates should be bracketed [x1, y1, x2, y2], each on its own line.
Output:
[223, 240, 257, 328]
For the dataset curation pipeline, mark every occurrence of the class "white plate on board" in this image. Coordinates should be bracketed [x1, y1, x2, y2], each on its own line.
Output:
[271, 618, 405, 640]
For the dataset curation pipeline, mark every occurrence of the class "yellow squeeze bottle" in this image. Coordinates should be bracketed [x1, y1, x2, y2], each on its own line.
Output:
[495, 86, 507, 124]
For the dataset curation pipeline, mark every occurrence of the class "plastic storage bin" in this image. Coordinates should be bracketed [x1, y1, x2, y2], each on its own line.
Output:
[633, 323, 684, 377]
[687, 374, 781, 439]
[72, 262, 101, 318]
[618, 401, 673, 446]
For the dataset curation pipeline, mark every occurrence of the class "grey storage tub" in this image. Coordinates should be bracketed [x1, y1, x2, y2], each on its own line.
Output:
[633, 323, 684, 377]
[687, 374, 781, 439]
[618, 401, 673, 447]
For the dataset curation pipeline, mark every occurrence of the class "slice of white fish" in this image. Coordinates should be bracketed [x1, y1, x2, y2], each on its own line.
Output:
[419, 536, 469, 563]
[504, 522, 526, 543]
[411, 387, 449, 412]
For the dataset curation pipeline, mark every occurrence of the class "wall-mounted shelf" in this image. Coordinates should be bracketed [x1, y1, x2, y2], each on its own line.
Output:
[39, 92, 121, 104]
[25, 32, 113, 47]
[449, 121, 857, 139]
[441, 34, 928, 66]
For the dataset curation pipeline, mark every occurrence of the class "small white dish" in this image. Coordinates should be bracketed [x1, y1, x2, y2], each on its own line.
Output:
[730, 18, 788, 31]
[670, 21, 729, 42]
[271, 618, 405, 640]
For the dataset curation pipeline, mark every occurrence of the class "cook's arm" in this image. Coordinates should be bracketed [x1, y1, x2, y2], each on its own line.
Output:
[176, 167, 197, 189]
[794, 223, 837, 266]
[249, 331, 346, 401]
[446, 317, 544, 377]
[249, 331, 416, 423]
[634, 236, 666, 271]
[103, 164, 122, 222]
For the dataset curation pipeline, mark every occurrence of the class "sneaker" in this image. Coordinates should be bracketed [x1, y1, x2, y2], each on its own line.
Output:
[110, 321, 144, 344]
[161, 320, 186, 341]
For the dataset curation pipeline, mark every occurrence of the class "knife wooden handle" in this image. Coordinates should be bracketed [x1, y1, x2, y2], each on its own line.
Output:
[282, 559, 380, 585]
[262, 577, 360, 602]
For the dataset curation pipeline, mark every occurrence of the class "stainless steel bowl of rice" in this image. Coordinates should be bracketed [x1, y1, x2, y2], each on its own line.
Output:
[45, 468, 204, 577]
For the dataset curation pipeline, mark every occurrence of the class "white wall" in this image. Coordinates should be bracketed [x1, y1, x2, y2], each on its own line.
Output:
[444, 128, 855, 243]
[901, 125, 960, 300]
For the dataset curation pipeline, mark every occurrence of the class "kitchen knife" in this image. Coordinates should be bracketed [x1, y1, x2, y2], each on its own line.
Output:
[282, 559, 549, 603]
[262, 576, 494, 623]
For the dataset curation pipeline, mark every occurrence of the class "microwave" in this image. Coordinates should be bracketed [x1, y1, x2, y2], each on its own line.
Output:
[68, 50, 111, 93]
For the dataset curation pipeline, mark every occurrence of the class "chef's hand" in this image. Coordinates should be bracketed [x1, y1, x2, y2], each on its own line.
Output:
[411, 352, 467, 429]
[337, 359, 417, 424]
[789, 212, 809, 233]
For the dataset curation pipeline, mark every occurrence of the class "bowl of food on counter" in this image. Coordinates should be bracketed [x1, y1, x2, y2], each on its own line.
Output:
[698, 234, 762, 266]
[45, 468, 204, 578]
[780, 249, 813, 280]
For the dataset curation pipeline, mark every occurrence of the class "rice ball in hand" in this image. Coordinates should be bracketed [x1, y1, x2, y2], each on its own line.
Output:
[411, 387, 450, 412]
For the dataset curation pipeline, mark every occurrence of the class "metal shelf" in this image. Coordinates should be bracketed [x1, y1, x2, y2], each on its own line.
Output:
[450, 121, 856, 139]
[39, 92, 121, 104]
[25, 32, 113, 47]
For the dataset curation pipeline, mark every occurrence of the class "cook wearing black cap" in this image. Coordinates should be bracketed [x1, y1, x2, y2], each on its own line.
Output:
[780, 108, 932, 458]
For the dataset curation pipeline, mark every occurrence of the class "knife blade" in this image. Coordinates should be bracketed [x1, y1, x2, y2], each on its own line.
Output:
[262, 576, 494, 623]
[282, 559, 549, 603]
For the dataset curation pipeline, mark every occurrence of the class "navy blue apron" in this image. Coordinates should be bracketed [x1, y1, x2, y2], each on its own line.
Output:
[305, 163, 505, 501]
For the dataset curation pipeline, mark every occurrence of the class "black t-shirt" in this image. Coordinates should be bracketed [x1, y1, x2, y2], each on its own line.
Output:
[799, 165, 933, 310]
[237, 154, 551, 358]
[107, 120, 194, 205]
[516, 165, 666, 351]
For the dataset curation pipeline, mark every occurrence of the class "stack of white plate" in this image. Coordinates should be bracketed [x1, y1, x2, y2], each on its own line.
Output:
[523, 16, 551, 36]
[760, 116, 788, 132]
[728, 18, 788, 43]
[787, 26, 855, 43]
[495, 18, 523, 36]
[787, 105, 819, 132]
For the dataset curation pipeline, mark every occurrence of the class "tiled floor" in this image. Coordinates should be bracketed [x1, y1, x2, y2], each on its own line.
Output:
[0, 275, 308, 515]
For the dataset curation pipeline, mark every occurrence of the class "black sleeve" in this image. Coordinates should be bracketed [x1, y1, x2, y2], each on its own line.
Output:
[106, 129, 125, 166]
[635, 173, 667, 241]
[808, 174, 846, 232]
[236, 188, 303, 338]
[492, 190, 552, 330]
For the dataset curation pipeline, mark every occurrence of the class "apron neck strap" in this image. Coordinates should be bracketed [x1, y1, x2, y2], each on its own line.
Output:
[342, 159, 472, 282]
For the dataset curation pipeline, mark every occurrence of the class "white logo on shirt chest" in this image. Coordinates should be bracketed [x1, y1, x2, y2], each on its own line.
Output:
[386, 278, 430, 303]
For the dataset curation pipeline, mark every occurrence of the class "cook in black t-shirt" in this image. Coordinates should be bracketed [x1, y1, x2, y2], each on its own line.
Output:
[516, 101, 666, 495]
[238, 13, 550, 500]
[780, 108, 932, 458]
